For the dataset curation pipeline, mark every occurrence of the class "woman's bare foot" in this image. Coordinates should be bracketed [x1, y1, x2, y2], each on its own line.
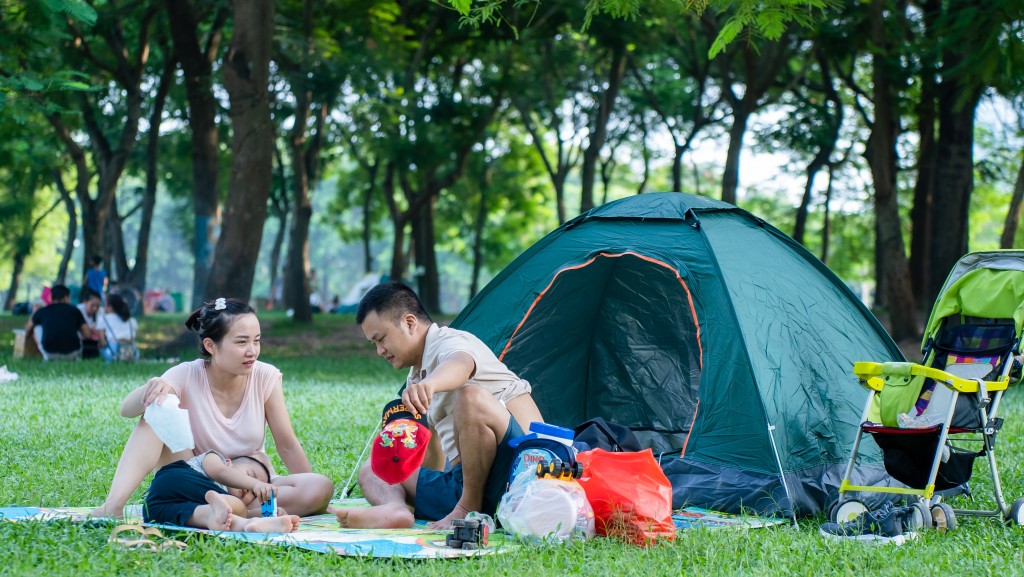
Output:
[89, 504, 124, 519]
[244, 515, 300, 533]
[428, 503, 471, 530]
[204, 491, 233, 531]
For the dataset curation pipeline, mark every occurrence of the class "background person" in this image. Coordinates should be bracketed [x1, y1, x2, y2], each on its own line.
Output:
[101, 293, 139, 362]
[82, 255, 108, 302]
[77, 290, 106, 359]
[90, 297, 334, 519]
[25, 284, 97, 361]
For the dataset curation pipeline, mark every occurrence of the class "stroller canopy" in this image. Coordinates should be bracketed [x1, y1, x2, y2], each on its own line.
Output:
[925, 250, 1024, 346]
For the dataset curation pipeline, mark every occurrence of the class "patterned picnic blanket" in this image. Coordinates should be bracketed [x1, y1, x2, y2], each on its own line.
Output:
[0, 500, 504, 558]
[0, 500, 784, 558]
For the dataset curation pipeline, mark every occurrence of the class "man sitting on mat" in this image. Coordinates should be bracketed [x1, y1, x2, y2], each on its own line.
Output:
[330, 281, 544, 529]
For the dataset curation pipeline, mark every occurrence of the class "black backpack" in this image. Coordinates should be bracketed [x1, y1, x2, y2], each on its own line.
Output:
[572, 417, 642, 452]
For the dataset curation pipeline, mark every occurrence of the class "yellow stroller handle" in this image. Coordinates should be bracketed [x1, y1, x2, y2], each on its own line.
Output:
[853, 361, 1010, 393]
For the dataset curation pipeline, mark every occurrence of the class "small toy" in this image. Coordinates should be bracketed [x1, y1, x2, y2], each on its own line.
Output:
[445, 517, 489, 550]
[536, 458, 583, 481]
[260, 492, 276, 518]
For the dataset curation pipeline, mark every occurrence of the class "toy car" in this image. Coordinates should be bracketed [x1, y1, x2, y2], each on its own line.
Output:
[445, 518, 489, 550]
[536, 458, 583, 480]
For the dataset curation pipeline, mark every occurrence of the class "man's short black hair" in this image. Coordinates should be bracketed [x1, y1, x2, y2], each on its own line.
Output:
[356, 282, 432, 325]
[90, 255, 103, 267]
[51, 284, 71, 301]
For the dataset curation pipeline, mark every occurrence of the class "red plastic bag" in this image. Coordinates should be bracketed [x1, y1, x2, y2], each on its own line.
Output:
[576, 448, 676, 546]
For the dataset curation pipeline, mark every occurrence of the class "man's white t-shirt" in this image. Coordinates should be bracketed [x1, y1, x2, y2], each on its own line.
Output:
[408, 324, 531, 463]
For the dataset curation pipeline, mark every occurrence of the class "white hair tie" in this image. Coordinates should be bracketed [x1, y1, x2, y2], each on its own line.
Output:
[214, 298, 227, 311]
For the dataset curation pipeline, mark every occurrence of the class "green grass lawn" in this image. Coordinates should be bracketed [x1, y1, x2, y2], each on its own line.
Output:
[2, 313, 1024, 575]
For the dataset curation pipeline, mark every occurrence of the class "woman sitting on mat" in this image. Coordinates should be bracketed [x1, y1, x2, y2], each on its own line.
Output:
[91, 297, 334, 518]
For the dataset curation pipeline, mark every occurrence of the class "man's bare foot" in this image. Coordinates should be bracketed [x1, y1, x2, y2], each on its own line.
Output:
[204, 491, 233, 531]
[427, 503, 471, 530]
[328, 504, 414, 529]
[245, 515, 300, 534]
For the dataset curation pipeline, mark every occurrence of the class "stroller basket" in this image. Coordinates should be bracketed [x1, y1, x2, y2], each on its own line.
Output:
[862, 424, 978, 491]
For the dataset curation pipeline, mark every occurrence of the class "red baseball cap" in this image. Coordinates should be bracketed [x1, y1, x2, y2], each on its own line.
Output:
[370, 399, 432, 485]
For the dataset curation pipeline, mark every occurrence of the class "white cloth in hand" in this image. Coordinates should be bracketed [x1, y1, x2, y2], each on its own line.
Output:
[144, 393, 195, 452]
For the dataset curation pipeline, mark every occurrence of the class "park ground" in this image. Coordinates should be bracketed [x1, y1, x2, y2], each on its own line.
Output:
[1, 312, 1023, 576]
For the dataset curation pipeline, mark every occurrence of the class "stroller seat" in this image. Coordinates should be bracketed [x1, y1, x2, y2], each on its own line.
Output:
[859, 322, 1015, 492]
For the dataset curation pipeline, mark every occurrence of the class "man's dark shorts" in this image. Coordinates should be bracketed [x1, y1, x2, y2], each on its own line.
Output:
[413, 417, 524, 521]
[144, 460, 229, 525]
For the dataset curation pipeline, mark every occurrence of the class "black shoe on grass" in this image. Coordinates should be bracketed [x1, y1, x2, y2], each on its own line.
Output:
[819, 502, 917, 545]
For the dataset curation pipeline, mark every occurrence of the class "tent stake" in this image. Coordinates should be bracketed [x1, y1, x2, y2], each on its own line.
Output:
[767, 423, 799, 528]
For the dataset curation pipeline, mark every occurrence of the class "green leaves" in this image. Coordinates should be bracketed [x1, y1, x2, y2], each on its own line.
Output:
[38, 0, 97, 26]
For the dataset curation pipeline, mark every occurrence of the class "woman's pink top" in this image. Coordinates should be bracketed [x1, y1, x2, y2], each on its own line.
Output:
[170, 358, 281, 476]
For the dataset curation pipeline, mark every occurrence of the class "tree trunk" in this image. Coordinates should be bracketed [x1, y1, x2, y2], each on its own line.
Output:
[382, 164, 408, 282]
[411, 199, 440, 314]
[166, 0, 227, 308]
[795, 51, 842, 246]
[721, 106, 750, 206]
[53, 170, 77, 285]
[206, 0, 275, 301]
[4, 253, 26, 311]
[580, 42, 627, 213]
[1000, 153, 1024, 248]
[362, 162, 378, 274]
[284, 98, 313, 322]
[469, 171, 490, 300]
[927, 87, 981, 304]
[820, 165, 835, 264]
[124, 51, 175, 305]
[267, 144, 290, 310]
[718, 40, 790, 205]
[868, 0, 917, 341]
[794, 154, 826, 246]
[908, 0, 939, 305]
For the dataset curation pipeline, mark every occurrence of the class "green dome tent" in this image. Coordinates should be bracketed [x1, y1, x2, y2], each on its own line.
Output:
[451, 192, 903, 517]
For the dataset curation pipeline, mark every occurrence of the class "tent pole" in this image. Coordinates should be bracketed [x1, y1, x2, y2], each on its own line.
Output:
[337, 421, 381, 499]
[767, 423, 799, 528]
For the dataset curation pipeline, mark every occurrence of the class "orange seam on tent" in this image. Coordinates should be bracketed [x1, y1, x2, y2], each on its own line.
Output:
[679, 399, 700, 459]
[498, 254, 605, 360]
[499, 251, 704, 371]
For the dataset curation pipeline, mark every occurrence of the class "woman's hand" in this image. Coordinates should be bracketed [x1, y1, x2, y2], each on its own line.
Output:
[141, 377, 176, 407]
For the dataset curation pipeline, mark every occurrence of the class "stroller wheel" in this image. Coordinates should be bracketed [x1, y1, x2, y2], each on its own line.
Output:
[906, 502, 931, 531]
[930, 503, 957, 532]
[832, 499, 868, 523]
[1007, 498, 1024, 525]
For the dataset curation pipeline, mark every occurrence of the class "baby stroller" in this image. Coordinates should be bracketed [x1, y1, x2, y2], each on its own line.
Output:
[832, 250, 1024, 531]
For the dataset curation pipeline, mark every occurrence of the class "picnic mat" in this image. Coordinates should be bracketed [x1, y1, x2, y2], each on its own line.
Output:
[0, 500, 505, 558]
[672, 507, 788, 530]
[0, 500, 784, 558]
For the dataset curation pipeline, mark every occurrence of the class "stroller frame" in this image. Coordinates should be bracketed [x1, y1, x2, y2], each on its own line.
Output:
[835, 360, 1020, 530]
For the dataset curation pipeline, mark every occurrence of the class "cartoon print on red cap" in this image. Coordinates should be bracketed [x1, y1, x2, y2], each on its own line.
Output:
[380, 420, 421, 451]
[371, 398, 432, 484]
